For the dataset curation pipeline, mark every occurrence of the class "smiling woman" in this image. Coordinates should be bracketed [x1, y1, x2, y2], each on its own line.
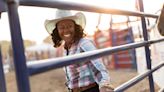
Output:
[44, 9, 114, 92]
[1, 1, 164, 92]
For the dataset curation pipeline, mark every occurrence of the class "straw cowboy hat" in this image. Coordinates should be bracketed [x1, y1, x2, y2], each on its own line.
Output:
[157, 4, 164, 36]
[44, 9, 86, 34]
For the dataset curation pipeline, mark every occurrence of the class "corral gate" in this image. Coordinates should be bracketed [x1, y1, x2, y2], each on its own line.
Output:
[0, 0, 164, 92]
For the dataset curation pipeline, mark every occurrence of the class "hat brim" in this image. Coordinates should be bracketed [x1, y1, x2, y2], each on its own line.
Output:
[44, 12, 86, 34]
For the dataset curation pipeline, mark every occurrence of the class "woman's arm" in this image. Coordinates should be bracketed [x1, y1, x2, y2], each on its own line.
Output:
[79, 38, 114, 92]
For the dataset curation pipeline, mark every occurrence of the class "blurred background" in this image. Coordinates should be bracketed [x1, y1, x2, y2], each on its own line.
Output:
[0, 0, 164, 92]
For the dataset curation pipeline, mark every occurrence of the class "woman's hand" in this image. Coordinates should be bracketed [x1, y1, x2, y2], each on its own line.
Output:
[99, 84, 114, 92]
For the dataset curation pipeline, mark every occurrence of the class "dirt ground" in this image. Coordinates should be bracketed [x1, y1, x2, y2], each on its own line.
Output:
[5, 68, 160, 92]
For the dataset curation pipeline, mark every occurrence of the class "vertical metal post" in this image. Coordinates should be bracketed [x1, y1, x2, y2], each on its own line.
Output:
[138, 0, 155, 92]
[0, 45, 6, 92]
[6, 0, 31, 92]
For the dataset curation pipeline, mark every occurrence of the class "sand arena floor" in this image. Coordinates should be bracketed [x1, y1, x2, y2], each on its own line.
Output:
[5, 68, 160, 92]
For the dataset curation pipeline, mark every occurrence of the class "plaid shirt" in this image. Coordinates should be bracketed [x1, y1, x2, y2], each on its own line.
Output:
[63, 38, 110, 89]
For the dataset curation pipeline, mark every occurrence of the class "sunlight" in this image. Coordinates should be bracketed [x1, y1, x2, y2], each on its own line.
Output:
[0, 0, 163, 43]
[76, 0, 136, 35]
[72, 0, 136, 11]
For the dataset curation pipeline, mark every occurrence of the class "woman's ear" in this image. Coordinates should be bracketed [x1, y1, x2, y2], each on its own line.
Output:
[157, 4, 164, 36]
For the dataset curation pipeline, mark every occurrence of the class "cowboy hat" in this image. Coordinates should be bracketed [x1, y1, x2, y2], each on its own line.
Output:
[44, 9, 86, 34]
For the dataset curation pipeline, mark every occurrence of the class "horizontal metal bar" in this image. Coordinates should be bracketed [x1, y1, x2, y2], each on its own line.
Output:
[149, 38, 164, 44]
[19, 0, 158, 18]
[27, 38, 164, 75]
[114, 61, 164, 92]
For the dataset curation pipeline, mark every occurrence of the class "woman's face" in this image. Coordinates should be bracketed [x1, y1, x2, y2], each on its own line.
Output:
[57, 19, 75, 43]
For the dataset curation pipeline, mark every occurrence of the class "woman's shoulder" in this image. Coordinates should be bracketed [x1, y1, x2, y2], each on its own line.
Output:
[78, 37, 97, 51]
[79, 37, 93, 44]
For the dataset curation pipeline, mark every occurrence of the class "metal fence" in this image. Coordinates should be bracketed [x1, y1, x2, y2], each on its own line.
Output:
[0, 0, 164, 92]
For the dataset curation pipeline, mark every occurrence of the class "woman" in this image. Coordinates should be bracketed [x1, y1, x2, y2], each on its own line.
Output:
[44, 10, 114, 92]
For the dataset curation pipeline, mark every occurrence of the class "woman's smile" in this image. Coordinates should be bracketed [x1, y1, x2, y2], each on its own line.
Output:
[64, 34, 71, 37]
[57, 19, 75, 43]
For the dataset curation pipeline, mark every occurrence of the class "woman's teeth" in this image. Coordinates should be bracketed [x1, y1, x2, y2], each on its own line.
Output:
[64, 34, 71, 37]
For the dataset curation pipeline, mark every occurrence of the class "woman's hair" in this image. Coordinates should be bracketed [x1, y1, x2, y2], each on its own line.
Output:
[51, 21, 86, 47]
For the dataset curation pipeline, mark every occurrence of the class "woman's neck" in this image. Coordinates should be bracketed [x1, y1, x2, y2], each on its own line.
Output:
[64, 40, 74, 50]
[65, 39, 80, 50]
[64, 43, 71, 50]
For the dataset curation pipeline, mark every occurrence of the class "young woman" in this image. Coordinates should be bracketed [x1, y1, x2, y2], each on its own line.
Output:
[44, 10, 114, 92]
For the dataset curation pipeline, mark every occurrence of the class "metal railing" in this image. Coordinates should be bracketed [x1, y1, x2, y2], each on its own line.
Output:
[114, 62, 164, 92]
[0, 0, 163, 92]
[27, 38, 164, 75]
